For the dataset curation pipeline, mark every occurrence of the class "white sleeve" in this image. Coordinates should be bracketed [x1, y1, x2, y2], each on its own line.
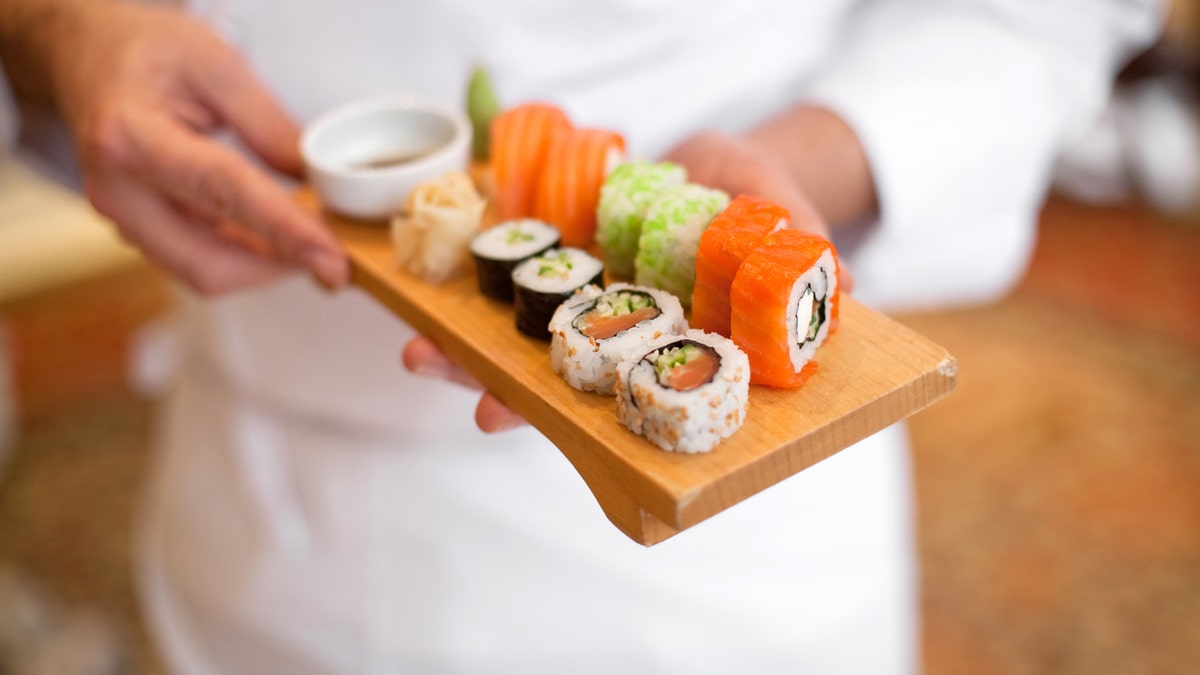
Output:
[806, 0, 1163, 311]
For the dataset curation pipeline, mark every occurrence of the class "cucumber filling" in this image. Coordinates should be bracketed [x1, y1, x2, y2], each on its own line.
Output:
[573, 291, 661, 339]
[643, 341, 718, 391]
[795, 270, 828, 346]
[505, 228, 536, 246]
[537, 251, 574, 279]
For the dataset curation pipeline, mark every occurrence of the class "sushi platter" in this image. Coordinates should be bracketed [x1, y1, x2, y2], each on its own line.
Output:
[301, 187, 958, 546]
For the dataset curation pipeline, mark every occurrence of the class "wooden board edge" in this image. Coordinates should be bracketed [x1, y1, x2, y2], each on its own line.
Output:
[669, 350, 957, 533]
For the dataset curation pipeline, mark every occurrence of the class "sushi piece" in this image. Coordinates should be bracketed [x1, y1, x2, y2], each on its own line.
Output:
[634, 183, 729, 306]
[512, 247, 604, 340]
[614, 329, 750, 453]
[729, 229, 840, 388]
[549, 283, 687, 395]
[470, 218, 561, 301]
[596, 161, 687, 279]
[532, 128, 627, 248]
[490, 102, 573, 221]
[691, 194, 789, 337]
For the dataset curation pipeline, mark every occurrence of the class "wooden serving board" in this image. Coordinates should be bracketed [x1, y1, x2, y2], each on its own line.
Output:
[301, 190, 957, 546]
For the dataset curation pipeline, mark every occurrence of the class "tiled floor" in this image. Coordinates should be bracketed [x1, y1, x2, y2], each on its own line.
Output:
[0, 196, 1197, 673]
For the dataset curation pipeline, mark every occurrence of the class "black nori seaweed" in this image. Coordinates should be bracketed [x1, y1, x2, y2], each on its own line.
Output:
[475, 256, 522, 302]
[794, 266, 830, 348]
[514, 269, 604, 341]
[473, 237, 559, 302]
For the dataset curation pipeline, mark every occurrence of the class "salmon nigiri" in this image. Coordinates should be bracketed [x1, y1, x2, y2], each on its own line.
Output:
[691, 194, 789, 338]
[490, 102, 573, 221]
[532, 127, 626, 247]
[729, 229, 840, 388]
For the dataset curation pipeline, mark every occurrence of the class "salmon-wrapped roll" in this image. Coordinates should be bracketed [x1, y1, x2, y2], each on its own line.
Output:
[729, 229, 840, 388]
[490, 103, 572, 220]
[691, 194, 789, 338]
[533, 128, 627, 248]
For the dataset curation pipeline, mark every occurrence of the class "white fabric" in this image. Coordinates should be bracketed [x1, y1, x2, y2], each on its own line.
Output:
[806, 0, 1162, 311]
[134, 1, 1160, 673]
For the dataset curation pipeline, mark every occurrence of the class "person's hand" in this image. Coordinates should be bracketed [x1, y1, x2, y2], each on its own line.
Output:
[663, 128, 854, 293]
[402, 336, 527, 433]
[51, 1, 347, 295]
[663, 130, 831, 238]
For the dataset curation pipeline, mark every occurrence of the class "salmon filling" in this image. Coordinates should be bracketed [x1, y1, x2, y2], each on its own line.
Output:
[648, 341, 720, 391]
[574, 291, 662, 340]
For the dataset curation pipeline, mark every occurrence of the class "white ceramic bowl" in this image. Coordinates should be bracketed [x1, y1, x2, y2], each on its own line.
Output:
[301, 96, 471, 221]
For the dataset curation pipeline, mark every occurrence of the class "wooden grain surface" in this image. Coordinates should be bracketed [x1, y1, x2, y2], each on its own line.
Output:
[301, 190, 957, 546]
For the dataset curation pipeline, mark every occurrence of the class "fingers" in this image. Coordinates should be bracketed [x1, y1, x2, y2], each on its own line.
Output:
[87, 170, 288, 295]
[475, 393, 527, 434]
[402, 336, 529, 433]
[183, 27, 306, 178]
[663, 131, 831, 239]
[665, 130, 854, 292]
[402, 336, 483, 389]
[127, 113, 348, 286]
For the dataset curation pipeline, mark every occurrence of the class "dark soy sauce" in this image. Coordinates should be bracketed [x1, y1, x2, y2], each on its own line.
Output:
[351, 149, 433, 170]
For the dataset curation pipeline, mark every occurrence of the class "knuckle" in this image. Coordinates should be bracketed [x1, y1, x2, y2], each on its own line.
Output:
[83, 177, 118, 219]
[191, 168, 240, 221]
[78, 104, 136, 171]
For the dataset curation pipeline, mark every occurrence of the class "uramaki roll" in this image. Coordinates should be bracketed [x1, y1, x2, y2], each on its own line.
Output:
[614, 329, 750, 453]
[549, 283, 687, 395]
[729, 229, 839, 388]
[691, 194, 789, 338]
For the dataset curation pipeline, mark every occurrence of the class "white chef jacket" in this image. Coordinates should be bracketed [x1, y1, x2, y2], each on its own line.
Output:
[8, 1, 1158, 674]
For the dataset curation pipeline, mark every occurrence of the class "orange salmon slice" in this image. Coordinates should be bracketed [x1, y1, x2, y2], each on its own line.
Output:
[666, 350, 720, 391]
[579, 305, 660, 340]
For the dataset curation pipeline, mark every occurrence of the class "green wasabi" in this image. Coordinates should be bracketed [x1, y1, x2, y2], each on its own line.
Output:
[466, 65, 500, 161]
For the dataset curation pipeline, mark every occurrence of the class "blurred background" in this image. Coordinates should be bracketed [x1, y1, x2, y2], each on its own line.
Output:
[0, 3, 1197, 674]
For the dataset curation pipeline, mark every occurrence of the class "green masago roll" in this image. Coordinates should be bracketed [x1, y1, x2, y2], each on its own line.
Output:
[595, 161, 687, 280]
[634, 183, 729, 307]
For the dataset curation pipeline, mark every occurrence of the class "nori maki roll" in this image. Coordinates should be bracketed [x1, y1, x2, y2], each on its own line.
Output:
[470, 219, 561, 301]
[511, 248, 604, 340]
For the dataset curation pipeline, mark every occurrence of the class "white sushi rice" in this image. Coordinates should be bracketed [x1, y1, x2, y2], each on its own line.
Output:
[469, 218, 560, 262]
[510, 247, 603, 295]
[785, 249, 838, 370]
[614, 329, 750, 453]
[549, 283, 687, 395]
